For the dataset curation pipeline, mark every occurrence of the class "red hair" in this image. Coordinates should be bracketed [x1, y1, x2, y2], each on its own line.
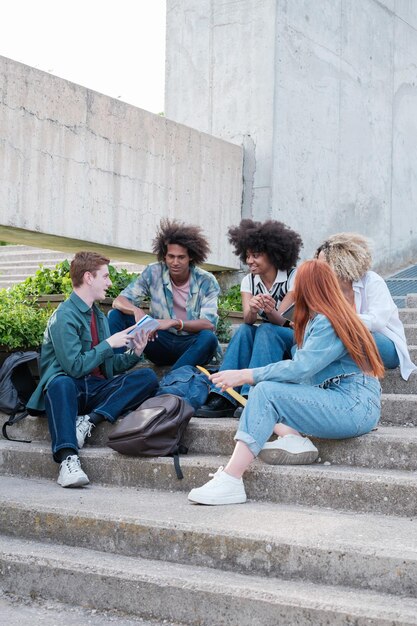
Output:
[294, 260, 384, 378]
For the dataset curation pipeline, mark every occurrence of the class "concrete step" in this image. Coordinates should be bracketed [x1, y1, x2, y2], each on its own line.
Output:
[407, 345, 417, 361]
[1, 440, 417, 516]
[0, 263, 59, 275]
[404, 324, 417, 343]
[0, 591, 171, 626]
[400, 308, 417, 323]
[380, 369, 417, 394]
[3, 413, 417, 472]
[380, 394, 417, 426]
[1, 475, 417, 598]
[1, 535, 417, 625]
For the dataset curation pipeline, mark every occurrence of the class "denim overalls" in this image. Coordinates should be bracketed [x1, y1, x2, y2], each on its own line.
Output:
[235, 314, 381, 456]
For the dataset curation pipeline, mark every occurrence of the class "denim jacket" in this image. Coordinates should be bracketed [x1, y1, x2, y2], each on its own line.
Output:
[252, 314, 378, 387]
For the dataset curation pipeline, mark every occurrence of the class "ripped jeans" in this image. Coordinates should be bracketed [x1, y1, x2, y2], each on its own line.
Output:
[235, 373, 381, 457]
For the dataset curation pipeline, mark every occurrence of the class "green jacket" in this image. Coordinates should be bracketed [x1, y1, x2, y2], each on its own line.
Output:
[27, 292, 140, 413]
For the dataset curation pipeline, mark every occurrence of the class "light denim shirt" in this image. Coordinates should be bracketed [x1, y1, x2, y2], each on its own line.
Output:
[120, 262, 220, 334]
[252, 314, 378, 387]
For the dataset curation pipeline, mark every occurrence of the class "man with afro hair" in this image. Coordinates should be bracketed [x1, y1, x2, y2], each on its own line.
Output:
[109, 219, 220, 369]
[197, 219, 302, 418]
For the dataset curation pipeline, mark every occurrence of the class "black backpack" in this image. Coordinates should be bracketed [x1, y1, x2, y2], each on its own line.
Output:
[107, 394, 194, 479]
[0, 351, 39, 443]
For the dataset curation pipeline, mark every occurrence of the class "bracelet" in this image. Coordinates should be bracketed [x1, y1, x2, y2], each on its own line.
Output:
[177, 319, 184, 331]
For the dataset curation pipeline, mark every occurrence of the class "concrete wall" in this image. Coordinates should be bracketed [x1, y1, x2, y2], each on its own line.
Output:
[0, 55, 242, 270]
[165, 0, 417, 273]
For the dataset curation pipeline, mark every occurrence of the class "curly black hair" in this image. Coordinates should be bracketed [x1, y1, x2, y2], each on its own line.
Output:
[227, 219, 303, 271]
[152, 218, 210, 266]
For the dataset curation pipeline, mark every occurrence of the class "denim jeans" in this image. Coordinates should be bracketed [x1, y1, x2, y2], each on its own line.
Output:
[373, 332, 399, 369]
[211, 323, 295, 401]
[155, 365, 210, 410]
[45, 369, 158, 462]
[235, 373, 381, 456]
[108, 309, 218, 370]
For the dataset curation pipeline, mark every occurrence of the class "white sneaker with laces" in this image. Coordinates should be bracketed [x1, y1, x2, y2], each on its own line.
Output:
[188, 466, 247, 505]
[57, 455, 89, 488]
[259, 434, 318, 465]
[76, 415, 95, 449]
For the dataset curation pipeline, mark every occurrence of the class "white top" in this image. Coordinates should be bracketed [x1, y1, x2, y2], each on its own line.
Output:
[353, 271, 416, 381]
[241, 269, 297, 320]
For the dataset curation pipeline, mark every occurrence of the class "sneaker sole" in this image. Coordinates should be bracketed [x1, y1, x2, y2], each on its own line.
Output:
[258, 449, 318, 465]
[188, 493, 247, 505]
[58, 476, 90, 488]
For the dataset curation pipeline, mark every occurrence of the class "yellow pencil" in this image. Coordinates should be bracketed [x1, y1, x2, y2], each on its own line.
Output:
[196, 366, 247, 406]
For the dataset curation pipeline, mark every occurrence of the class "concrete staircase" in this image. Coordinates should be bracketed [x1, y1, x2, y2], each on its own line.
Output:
[0, 245, 143, 289]
[1, 300, 417, 624]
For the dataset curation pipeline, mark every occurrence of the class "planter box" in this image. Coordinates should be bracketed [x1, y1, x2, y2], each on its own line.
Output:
[37, 295, 150, 317]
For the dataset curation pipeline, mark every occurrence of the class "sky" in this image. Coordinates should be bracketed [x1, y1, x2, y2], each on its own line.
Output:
[1, 0, 166, 113]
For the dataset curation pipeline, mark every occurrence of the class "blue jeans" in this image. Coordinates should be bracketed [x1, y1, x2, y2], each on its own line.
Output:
[373, 332, 399, 369]
[108, 309, 218, 370]
[212, 323, 295, 401]
[235, 373, 381, 456]
[45, 369, 158, 462]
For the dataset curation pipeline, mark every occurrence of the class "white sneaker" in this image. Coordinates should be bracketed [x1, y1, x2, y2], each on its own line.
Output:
[259, 434, 319, 465]
[57, 455, 90, 488]
[188, 467, 247, 505]
[76, 415, 95, 449]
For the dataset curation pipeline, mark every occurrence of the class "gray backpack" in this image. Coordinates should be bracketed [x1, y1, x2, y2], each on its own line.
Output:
[0, 351, 39, 442]
[107, 394, 194, 479]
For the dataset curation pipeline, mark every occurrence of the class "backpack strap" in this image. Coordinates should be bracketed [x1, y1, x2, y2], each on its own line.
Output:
[171, 443, 188, 480]
[2, 409, 32, 443]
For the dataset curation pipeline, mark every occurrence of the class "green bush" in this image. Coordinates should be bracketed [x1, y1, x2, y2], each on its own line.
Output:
[1, 259, 243, 348]
[0, 260, 137, 350]
[0, 290, 51, 349]
[8, 261, 136, 300]
[216, 284, 242, 342]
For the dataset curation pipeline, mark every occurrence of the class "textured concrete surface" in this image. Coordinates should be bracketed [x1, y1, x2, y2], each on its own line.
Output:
[2, 536, 417, 626]
[1, 475, 417, 597]
[0, 592, 175, 626]
[1, 440, 417, 516]
[3, 414, 417, 470]
[0, 55, 242, 271]
[165, 0, 417, 272]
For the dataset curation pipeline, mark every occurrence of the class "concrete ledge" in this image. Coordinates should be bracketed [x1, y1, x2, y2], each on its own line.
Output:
[1, 441, 417, 516]
[2, 536, 417, 626]
[1, 476, 417, 598]
[2, 414, 417, 471]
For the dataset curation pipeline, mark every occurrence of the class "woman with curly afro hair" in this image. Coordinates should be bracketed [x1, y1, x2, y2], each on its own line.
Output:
[196, 219, 303, 418]
[315, 232, 416, 381]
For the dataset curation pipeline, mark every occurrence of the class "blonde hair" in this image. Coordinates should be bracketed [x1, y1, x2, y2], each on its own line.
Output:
[315, 232, 372, 282]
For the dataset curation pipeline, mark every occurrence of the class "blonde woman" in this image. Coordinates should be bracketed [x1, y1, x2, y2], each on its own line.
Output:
[315, 233, 416, 381]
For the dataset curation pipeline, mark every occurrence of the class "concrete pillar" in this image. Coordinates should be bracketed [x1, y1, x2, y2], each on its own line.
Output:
[165, 0, 417, 271]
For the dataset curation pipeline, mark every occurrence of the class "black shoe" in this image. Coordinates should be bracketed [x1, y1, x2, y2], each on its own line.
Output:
[233, 406, 243, 419]
[195, 394, 236, 418]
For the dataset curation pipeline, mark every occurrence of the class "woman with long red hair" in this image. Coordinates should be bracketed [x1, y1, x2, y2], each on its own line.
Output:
[188, 259, 384, 506]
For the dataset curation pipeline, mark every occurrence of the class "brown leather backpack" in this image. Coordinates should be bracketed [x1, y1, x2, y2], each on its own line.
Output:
[107, 394, 193, 479]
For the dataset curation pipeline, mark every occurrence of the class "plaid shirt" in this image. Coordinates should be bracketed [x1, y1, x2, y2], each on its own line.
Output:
[120, 262, 220, 335]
